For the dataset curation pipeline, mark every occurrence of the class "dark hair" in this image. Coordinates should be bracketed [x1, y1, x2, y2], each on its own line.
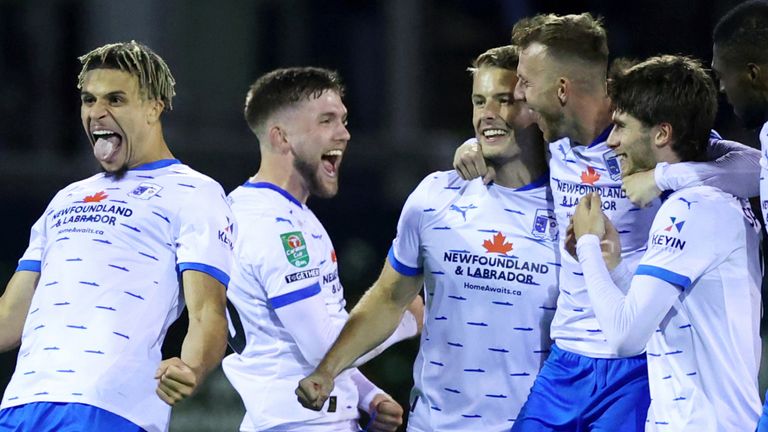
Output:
[244, 67, 344, 135]
[467, 45, 519, 74]
[511, 13, 608, 67]
[78, 41, 176, 111]
[713, 0, 768, 64]
[609, 55, 717, 162]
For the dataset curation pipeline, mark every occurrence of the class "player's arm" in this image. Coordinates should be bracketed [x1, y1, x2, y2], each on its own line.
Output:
[155, 270, 227, 405]
[453, 138, 496, 184]
[572, 194, 679, 356]
[0, 271, 39, 352]
[623, 136, 760, 206]
[296, 260, 423, 411]
[272, 275, 421, 368]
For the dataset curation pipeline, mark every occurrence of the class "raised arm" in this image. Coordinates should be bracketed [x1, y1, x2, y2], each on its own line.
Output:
[296, 260, 423, 411]
[155, 270, 228, 405]
[576, 235, 679, 356]
[623, 137, 760, 206]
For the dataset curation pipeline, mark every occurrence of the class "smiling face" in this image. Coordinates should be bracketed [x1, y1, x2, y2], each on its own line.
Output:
[472, 66, 535, 162]
[80, 68, 162, 174]
[284, 90, 350, 199]
[514, 43, 567, 142]
[606, 110, 657, 177]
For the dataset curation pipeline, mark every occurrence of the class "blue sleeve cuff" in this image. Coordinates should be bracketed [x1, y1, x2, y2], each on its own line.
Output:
[635, 265, 691, 290]
[178, 262, 230, 287]
[269, 282, 321, 309]
[387, 246, 422, 276]
[16, 260, 41, 273]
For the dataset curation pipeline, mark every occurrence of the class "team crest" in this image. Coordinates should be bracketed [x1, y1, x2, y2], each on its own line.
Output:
[281, 231, 310, 267]
[532, 209, 558, 240]
[602, 150, 622, 181]
[129, 182, 163, 200]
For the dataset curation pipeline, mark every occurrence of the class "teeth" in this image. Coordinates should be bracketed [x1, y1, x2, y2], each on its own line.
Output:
[482, 129, 507, 137]
[92, 130, 117, 137]
[323, 149, 343, 157]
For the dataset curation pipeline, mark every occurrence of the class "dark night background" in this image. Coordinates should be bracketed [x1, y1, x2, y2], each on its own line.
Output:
[0, 1, 761, 430]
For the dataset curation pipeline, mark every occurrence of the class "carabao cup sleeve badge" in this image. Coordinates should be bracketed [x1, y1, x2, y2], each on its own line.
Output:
[281, 231, 310, 267]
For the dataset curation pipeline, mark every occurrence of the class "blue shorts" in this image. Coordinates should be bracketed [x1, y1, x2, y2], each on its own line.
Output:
[756, 393, 768, 432]
[0, 402, 144, 432]
[511, 344, 650, 432]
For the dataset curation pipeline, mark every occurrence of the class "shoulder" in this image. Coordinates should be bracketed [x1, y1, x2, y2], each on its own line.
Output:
[164, 164, 226, 192]
[230, 186, 299, 239]
[659, 186, 737, 230]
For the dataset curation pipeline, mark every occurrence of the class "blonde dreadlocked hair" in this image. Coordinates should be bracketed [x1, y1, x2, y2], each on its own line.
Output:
[77, 41, 176, 111]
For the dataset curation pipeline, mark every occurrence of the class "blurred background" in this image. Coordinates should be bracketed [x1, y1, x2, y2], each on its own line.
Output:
[0, 0, 761, 430]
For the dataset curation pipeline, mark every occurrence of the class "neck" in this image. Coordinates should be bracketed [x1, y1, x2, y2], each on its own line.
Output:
[568, 90, 613, 146]
[250, 151, 309, 204]
[128, 127, 175, 168]
[491, 126, 547, 189]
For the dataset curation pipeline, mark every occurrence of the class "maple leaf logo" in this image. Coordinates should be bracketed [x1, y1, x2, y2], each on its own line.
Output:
[482, 232, 513, 255]
[580, 166, 600, 185]
[84, 191, 108, 203]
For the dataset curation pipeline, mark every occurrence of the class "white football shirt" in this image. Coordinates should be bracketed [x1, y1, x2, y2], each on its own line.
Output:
[637, 187, 762, 431]
[2, 160, 235, 432]
[389, 170, 559, 431]
[222, 182, 364, 432]
[759, 121, 768, 232]
[548, 131, 659, 357]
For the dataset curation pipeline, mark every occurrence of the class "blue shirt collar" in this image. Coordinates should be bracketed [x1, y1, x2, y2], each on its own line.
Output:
[131, 159, 182, 171]
[242, 181, 303, 208]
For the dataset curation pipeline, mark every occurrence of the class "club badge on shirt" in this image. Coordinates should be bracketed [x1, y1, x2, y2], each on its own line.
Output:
[129, 183, 163, 200]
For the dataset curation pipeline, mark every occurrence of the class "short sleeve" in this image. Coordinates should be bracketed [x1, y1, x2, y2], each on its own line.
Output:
[17, 212, 47, 272]
[389, 174, 440, 276]
[635, 196, 725, 290]
[176, 181, 235, 287]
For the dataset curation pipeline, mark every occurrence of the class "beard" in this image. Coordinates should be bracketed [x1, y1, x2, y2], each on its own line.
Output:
[293, 155, 338, 199]
[102, 163, 129, 180]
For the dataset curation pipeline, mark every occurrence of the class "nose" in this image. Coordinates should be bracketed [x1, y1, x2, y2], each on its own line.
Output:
[86, 99, 109, 121]
[606, 129, 619, 149]
[480, 100, 500, 118]
[338, 122, 351, 142]
[514, 79, 526, 101]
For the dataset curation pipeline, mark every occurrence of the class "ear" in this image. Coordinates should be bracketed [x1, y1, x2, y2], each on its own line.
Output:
[557, 77, 568, 105]
[146, 99, 164, 124]
[747, 63, 767, 90]
[268, 124, 291, 154]
[652, 122, 673, 149]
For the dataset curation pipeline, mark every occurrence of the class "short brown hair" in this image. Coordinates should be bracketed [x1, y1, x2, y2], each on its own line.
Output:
[609, 55, 717, 162]
[467, 45, 519, 74]
[244, 67, 345, 136]
[511, 13, 608, 67]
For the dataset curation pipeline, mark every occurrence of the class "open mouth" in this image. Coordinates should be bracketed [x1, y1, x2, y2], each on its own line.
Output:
[92, 129, 123, 163]
[481, 128, 509, 142]
[321, 149, 343, 176]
